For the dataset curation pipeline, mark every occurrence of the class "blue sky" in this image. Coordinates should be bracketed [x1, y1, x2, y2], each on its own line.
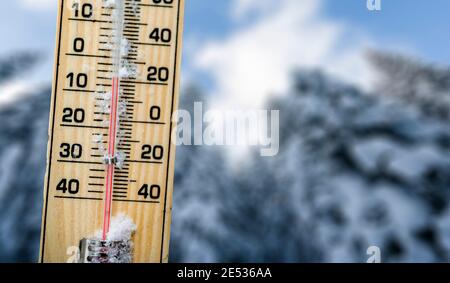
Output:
[190, 0, 450, 64]
[324, 0, 450, 64]
[0, 0, 449, 105]
[1, 1, 449, 63]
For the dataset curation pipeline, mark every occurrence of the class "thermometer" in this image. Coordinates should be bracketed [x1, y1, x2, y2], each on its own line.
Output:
[39, 0, 185, 263]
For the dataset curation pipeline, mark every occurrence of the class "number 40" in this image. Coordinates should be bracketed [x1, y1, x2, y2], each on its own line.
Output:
[138, 184, 161, 200]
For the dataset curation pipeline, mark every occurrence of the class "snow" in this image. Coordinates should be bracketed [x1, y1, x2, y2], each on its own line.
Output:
[388, 145, 448, 180]
[0, 145, 21, 203]
[0, 81, 34, 107]
[85, 214, 137, 263]
[96, 214, 137, 242]
[103, 0, 117, 8]
[3, 48, 450, 262]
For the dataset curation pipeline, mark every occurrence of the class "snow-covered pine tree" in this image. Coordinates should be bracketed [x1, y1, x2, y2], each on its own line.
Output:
[2, 50, 450, 263]
[0, 53, 49, 262]
[368, 50, 450, 120]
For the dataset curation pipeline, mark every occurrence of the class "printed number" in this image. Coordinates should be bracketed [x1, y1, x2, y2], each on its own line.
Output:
[147, 66, 169, 82]
[149, 28, 171, 43]
[60, 143, 83, 159]
[67, 72, 88, 88]
[138, 184, 161, 200]
[62, 108, 85, 123]
[152, 0, 173, 4]
[57, 179, 80, 194]
[141, 145, 164, 160]
[73, 3, 93, 18]
[73, 38, 84, 53]
[150, 106, 161, 121]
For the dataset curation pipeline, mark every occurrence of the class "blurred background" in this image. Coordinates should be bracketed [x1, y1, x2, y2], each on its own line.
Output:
[1, 0, 450, 262]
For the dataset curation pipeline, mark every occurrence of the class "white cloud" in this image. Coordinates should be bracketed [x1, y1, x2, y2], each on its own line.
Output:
[232, 0, 282, 19]
[194, 0, 375, 108]
[21, 0, 57, 10]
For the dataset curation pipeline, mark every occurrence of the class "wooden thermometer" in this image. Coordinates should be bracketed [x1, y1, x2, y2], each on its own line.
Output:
[40, 0, 185, 263]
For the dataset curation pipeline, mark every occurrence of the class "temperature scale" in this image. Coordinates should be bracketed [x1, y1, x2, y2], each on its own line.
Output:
[39, 0, 185, 263]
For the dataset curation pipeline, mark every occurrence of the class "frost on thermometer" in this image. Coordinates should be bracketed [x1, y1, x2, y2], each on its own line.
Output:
[89, 0, 137, 262]
[40, 0, 184, 263]
[97, 0, 130, 241]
